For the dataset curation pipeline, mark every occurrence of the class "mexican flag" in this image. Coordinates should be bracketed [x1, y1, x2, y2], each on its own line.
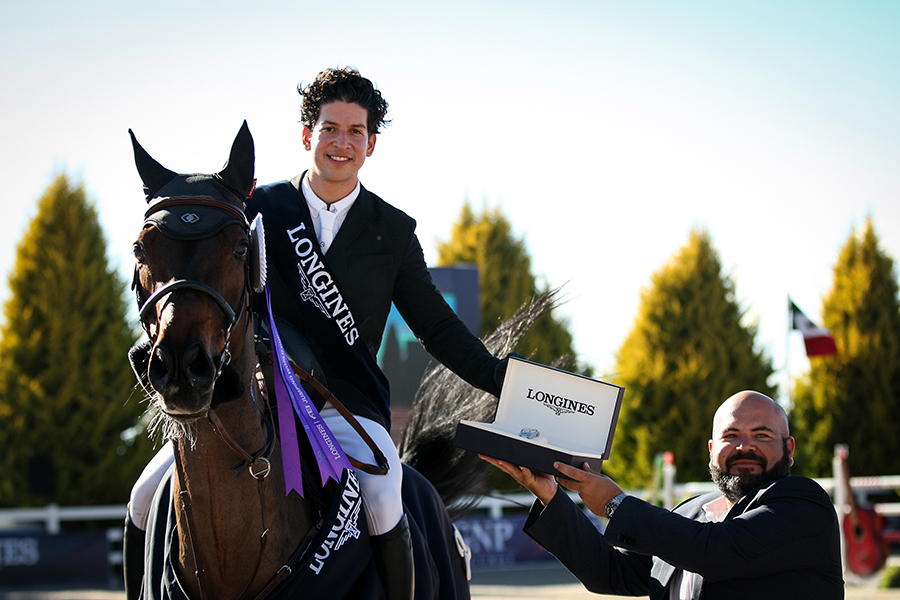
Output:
[789, 300, 837, 357]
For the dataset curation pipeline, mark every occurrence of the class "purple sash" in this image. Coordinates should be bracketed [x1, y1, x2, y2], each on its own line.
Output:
[265, 284, 351, 496]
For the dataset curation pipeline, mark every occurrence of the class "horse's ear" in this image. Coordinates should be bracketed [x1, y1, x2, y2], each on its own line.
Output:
[129, 129, 177, 203]
[218, 121, 255, 199]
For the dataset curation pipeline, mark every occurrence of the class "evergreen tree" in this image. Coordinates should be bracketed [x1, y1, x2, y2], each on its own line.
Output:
[791, 218, 900, 477]
[436, 200, 582, 371]
[609, 229, 774, 487]
[0, 174, 153, 507]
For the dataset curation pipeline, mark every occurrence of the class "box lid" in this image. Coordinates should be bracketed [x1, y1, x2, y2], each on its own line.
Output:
[493, 357, 624, 458]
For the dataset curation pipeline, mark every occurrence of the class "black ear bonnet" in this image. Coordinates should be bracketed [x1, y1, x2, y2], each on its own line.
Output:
[130, 120, 254, 238]
[129, 121, 266, 294]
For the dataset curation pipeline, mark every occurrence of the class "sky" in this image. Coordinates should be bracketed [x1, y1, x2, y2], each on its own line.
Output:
[1, 1, 898, 400]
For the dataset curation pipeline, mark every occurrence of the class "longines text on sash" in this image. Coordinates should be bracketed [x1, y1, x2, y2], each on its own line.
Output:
[287, 223, 360, 346]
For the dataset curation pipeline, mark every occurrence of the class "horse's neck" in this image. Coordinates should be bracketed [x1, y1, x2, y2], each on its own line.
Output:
[173, 365, 312, 599]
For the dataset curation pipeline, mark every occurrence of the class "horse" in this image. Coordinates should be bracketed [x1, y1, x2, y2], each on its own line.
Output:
[124, 121, 477, 600]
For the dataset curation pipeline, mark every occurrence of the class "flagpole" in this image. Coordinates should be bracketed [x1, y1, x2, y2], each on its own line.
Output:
[785, 296, 792, 412]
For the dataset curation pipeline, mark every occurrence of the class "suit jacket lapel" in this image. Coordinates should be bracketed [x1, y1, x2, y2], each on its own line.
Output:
[288, 173, 374, 259]
[326, 184, 374, 257]
[288, 174, 313, 221]
[653, 494, 714, 600]
[692, 574, 704, 600]
[690, 500, 710, 600]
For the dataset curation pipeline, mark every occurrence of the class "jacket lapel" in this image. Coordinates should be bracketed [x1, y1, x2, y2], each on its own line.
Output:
[653, 493, 716, 600]
[326, 184, 374, 257]
[288, 174, 314, 222]
[288, 174, 375, 259]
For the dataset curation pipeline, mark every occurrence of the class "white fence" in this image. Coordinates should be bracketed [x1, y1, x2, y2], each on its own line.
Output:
[0, 472, 897, 579]
[0, 504, 126, 535]
[3, 474, 900, 533]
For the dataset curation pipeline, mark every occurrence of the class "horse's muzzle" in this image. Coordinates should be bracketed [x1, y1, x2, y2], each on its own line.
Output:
[148, 338, 218, 417]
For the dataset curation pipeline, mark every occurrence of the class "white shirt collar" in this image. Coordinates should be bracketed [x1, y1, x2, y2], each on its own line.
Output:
[301, 174, 360, 219]
[702, 494, 730, 523]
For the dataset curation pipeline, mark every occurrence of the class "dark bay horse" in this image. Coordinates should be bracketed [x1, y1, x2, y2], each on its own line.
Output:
[124, 123, 474, 600]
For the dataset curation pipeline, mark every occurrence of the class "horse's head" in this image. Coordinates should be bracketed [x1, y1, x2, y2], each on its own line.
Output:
[128, 122, 264, 427]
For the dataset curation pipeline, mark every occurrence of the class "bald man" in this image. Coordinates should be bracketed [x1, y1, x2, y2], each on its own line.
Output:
[482, 391, 844, 599]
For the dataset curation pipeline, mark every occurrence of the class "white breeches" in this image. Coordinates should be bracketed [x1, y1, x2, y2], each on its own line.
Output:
[128, 440, 174, 531]
[321, 407, 403, 536]
[127, 408, 403, 537]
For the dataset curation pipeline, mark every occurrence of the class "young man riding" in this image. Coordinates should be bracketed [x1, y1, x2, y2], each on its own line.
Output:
[245, 67, 511, 600]
[129, 67, 511, 600]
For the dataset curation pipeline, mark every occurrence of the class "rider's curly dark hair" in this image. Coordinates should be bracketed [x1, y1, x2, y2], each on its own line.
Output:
[298, 67, 391, 134]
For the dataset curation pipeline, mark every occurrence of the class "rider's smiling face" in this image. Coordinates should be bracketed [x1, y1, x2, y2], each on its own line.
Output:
[303, 101, 376, 202]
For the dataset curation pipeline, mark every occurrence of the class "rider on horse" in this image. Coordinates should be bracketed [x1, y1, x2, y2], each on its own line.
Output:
[129, 68, 514, 600]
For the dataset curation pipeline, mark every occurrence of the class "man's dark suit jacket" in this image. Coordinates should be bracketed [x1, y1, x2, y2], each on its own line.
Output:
[245, 175, 501, 428]
[523, 476, 844, 599]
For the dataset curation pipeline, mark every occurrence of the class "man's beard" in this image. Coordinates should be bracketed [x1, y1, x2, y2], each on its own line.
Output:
[709, 438, 792, 504]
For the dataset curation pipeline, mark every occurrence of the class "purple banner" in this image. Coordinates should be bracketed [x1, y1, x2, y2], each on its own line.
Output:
[265, 284, 351, 495]
[269, 336, 304, 497]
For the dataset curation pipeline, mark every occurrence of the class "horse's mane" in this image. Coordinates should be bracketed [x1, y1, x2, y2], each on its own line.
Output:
[397, 289, 569, 519]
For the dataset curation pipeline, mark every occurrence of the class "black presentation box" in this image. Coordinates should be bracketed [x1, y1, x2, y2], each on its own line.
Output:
[454, 357, 624, 477]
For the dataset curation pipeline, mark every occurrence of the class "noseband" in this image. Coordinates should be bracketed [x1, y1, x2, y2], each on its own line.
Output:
[138, 278, 246, 380]
[139, 280, 237, 325]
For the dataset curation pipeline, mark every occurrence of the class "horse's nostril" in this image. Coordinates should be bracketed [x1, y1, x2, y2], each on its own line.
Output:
[184, 342, 215, 388]
[148, 340, 216, 395]
[148, 343, 173, 391]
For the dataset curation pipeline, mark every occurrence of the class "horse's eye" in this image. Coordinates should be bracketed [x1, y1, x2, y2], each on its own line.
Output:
[133, 242, 147, 264]
[235, 240, 250, 260]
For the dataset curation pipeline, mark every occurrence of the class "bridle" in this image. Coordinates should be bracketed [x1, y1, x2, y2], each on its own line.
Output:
[139, 279, 246, 381]
[134, 196, 252, 382]
[172, 381, 316, 600]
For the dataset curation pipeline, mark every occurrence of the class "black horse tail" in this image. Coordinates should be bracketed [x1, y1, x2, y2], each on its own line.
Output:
[397, 289, 569, 520]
